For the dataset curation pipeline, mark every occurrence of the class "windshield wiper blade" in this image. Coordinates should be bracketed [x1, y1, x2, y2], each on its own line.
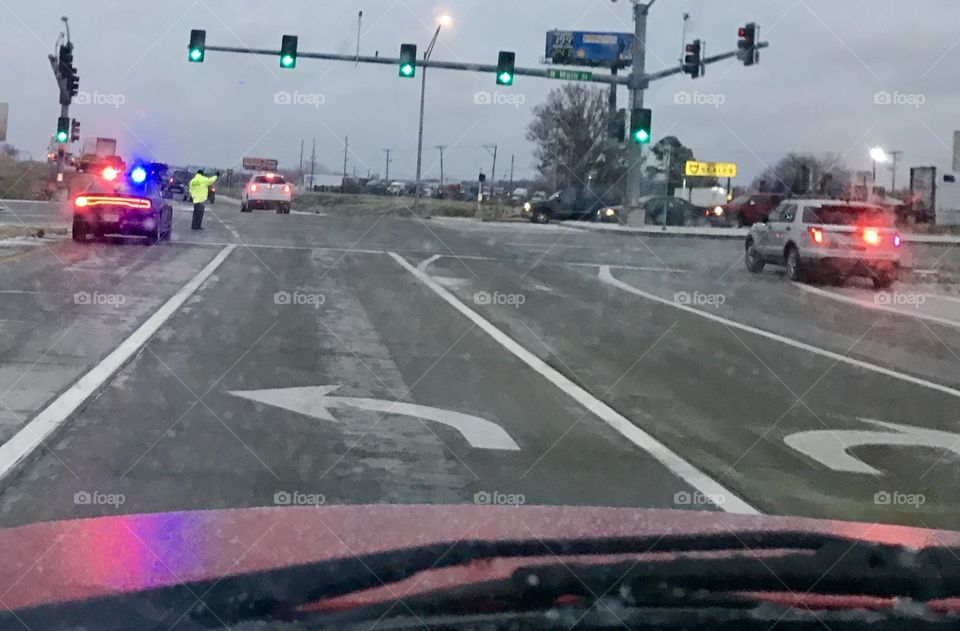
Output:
[9, 530, 954, 630]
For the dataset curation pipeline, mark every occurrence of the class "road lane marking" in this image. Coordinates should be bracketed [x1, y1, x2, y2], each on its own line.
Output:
[795, 283, 960, 329]
[391, 252, 759, 515]
[784, 418, 960, 475]
[599, 265, 960, 400]
[230, 385, 521, 451]
[417, 254, 442, 273]
[0, 245, 237, 484]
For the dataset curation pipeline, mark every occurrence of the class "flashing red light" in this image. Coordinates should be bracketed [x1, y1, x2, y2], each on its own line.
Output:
[101, 167, 119, 181]
[73, 195, 151, 210]
[863, 229, 881, 245]
[738, 27, 747, 37]
[808, 227, 826, 245]
[893, 234, 903, 248]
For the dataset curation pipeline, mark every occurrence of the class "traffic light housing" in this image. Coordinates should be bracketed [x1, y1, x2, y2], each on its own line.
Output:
[59, 44, 79, 98]
[608, 108, 626, 142]
[280, 34, 298, 68]
[56, 117, 70, 143]
[188, 29, 206, 63]
[738, 23, 758, 66]
[70, 119, 81, 143]
[496, 51, 515, 86]
[399, 44, 417, 77]
[630, 108, 652, 145]
[683, 39, 702, 78]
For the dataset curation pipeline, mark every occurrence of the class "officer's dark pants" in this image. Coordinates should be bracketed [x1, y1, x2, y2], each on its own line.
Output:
[192, 202, 205, 229]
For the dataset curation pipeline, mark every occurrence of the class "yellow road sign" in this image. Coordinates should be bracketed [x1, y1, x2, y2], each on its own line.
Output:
[685, 161, 737, 178]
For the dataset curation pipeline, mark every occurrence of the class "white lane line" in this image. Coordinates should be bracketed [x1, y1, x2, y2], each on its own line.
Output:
[599, 265, 960, 400]
[795, 283, 960, 330]
[417, 254, 442, 273]
[928, 293, 960, 305]
[391, 252, 759, 515]
[0, 244, 237, 484]
[567, 262, 687, 273]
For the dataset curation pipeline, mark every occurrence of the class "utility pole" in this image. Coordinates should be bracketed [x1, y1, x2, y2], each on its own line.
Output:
[889, 150, 902, 193]
[382, 148, 392, 182]
[299, 139, 304, 180]
[414, 23, 444, 212]
[342, 136, 349, 178]
[310, 138, 316, 187]
[434, 145, 447, 188]
[483, 144, 498, 192]
[509, 154, 515, 192]
[626, 0, 654, 213]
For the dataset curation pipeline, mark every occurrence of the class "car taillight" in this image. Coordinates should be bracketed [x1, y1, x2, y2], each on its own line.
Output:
[808, 227, 826, 245]
[863, 228, 880, 245]
[249, 184, 258, 192]
[101, 167, 118, 181]
[73, 195, 151, 210]
[893, 234, 902, 248]
[283, 185, 290, 194]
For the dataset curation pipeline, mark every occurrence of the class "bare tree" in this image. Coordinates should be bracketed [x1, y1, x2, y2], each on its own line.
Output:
[527, 84, 624, 192]
[753, 153, 850, 196]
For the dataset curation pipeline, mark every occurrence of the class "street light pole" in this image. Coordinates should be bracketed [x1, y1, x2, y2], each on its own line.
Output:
[626, 0, 654, 215]
[414, 21, 444, 212]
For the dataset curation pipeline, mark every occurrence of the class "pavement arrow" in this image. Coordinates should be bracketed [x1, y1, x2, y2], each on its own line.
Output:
[784, 418, 960, 475]
[229, 385, 521, 451]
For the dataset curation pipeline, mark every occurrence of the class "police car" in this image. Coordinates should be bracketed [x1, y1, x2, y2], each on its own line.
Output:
[71, 164, 174, 244]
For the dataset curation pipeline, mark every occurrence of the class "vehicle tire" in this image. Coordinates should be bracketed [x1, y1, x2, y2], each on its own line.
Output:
[72, 218, 87, 243]
[532, 209, 550, 224]
[785, 246, 805, 283]
[240, 202, 251, 213]
[744, 239, 765, 273]
[872, 271, 896, 290]
[208, 192, 216, 205]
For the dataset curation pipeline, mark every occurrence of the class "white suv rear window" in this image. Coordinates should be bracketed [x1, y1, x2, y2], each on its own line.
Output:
[254, 175, 286, 185]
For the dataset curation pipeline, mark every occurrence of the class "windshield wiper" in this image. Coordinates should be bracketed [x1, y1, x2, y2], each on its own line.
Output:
[9, 530, 960, 630]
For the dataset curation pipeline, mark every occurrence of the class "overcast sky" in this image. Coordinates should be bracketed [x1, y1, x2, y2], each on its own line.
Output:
[2, 0, 958, 185]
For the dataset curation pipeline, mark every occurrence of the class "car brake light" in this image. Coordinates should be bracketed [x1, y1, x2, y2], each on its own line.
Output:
[249, 184, 258, 192]
[72, 195, 151, 210]
[283, 185, 290, 194]
[265, 173, 275, 179]
[101, 167, 118, 181]
[893, 234, 902, 248]
[863, 228, 880, 245]
[808, 227, 826, 245]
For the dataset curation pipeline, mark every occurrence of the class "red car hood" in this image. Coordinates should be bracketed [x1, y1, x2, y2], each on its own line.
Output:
[2, 505, 958, 613]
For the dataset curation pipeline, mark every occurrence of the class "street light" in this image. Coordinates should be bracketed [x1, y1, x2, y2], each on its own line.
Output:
[414, 15, 450, 212]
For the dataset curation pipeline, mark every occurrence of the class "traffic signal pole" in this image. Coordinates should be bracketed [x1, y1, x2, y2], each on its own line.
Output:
[625, 0, 652, 212]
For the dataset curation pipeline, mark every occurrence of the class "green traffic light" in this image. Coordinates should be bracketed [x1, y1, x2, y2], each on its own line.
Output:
[281, 54, 295, 68]
[401, 64, 415, 76]
[498, 72, 513, 85]
[189, 48, 203, 62]
[56, 131, 68, 142]
[634, 129, 650, 144]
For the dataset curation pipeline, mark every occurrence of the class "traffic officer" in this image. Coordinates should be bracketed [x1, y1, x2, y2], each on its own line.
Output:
[189, 169, 219, 230]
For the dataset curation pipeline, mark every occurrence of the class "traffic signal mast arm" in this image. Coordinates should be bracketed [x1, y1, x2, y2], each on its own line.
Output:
[201, 41, 768, 86]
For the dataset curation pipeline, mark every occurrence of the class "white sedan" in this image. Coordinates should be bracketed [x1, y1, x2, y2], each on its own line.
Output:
[240, 173, 292, 214]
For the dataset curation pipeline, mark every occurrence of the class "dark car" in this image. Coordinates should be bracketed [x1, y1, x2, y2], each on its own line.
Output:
[163, 169, 192, 200]
[521, 188, 620, 224]
[715, 192, 785, 227]
[71, 166, 174, 244]
[642, 195, 704, 226]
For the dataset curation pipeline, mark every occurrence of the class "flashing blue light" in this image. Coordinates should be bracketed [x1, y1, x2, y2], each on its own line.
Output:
[130, 167, 148, 184]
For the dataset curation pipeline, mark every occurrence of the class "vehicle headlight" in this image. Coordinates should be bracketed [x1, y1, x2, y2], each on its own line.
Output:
[523, 202, 532, 212]
[713, 206, 724, 216]
[604, 208, 616, 216]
